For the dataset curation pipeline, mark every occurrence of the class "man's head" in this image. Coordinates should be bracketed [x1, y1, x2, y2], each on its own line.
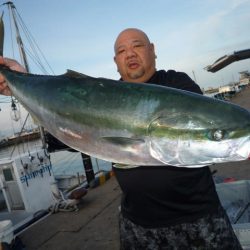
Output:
[114, 28, 156, 83]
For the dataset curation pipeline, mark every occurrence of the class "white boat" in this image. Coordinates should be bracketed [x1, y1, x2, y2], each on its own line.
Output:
[0, 149, 55, 243]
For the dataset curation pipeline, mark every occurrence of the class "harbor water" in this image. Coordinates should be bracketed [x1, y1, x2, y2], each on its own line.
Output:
[0, 138, 112, 177]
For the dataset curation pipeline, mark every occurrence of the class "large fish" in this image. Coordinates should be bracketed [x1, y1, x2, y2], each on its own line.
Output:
[1, 66, 250, 168]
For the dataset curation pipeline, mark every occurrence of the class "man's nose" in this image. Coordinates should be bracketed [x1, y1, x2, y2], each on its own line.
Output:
[126, 47, 136, 58]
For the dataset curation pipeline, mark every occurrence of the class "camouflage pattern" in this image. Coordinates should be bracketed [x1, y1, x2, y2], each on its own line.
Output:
[119, 206, 242, 250]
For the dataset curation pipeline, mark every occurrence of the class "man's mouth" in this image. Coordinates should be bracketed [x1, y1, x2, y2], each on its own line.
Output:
[128, 62, 139, 69]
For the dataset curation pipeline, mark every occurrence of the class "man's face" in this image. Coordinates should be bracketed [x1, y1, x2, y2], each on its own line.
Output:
[114, 29, 156, 83]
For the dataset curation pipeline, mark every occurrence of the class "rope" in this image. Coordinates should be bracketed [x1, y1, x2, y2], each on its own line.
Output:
[48, 198, 79, 213]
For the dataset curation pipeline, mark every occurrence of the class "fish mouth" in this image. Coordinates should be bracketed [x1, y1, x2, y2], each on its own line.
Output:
[235, 136, 250, 160]
[148, 133, 250, 167]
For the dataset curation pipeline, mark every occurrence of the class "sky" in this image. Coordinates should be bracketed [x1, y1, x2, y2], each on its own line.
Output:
[0, 0, 250, 136]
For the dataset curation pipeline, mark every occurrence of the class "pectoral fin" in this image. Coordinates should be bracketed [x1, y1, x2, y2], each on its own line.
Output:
[113, 163, 140, 169]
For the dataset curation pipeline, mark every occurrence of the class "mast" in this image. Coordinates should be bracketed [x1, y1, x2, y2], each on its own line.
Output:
[7, 1, 30, 71]
[0, 12, 4, 56]
[4, 1, 46, 148]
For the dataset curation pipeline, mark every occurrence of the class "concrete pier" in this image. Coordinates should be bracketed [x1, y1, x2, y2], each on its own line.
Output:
[19, 176, 121, 250]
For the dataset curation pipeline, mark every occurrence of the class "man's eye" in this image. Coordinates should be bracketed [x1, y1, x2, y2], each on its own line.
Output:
[134, 44, 144, 48]
[117, 49, 125, 54]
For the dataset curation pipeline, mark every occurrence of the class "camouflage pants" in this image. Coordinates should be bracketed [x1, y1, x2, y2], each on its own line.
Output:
[119, 206, 242, 250]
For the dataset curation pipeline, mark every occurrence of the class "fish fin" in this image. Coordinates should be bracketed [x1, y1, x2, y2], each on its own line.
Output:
[101, 137, 145, 146]
[64, 69, 91, 78]
[113, 163, 140, 169]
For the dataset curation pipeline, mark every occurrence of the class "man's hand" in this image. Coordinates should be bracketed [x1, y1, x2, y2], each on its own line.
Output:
[0, 57, 26, 96]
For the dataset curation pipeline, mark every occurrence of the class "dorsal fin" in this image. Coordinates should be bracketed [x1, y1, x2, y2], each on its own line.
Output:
[64, 69, 91, 78]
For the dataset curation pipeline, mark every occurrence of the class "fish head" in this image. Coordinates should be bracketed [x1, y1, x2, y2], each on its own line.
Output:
[148, 108, 250, 167]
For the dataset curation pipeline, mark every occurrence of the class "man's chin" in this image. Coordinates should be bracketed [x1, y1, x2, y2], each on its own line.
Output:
[128, 70, 145, 81]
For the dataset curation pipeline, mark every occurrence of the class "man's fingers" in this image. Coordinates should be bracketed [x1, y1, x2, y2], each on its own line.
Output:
[0, 57, 26, 72]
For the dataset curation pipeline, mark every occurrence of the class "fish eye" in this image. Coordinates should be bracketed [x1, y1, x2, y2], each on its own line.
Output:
[207, 129, 227, 141]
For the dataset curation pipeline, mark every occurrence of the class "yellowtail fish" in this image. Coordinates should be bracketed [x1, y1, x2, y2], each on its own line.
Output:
[0, 67, 250, 168]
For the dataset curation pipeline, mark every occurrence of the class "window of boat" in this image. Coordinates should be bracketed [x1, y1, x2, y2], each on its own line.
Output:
[3, 168, 14, 181]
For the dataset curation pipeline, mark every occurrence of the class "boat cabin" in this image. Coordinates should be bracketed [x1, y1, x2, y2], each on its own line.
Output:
[0, 149, 56, 236]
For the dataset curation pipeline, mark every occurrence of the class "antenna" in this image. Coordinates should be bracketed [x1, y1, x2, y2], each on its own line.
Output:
[192, 70, 197, 83]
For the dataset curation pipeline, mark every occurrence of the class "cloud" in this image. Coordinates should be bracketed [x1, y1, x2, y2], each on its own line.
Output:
[152, 0, 250, 88]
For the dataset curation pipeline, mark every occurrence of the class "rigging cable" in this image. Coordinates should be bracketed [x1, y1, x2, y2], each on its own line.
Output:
[9, 112, 30, 159]
[7, 3, 54, 74]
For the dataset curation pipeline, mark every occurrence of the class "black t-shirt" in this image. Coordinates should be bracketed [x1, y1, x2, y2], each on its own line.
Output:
[113, 70, 220, 228]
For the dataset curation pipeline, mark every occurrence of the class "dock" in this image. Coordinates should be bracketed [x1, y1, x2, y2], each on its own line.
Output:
[19, 176, 121, 250]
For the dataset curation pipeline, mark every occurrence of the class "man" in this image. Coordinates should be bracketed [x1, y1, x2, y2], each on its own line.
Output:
[0, 28, 242, 249]
[112, 28, 242, 250]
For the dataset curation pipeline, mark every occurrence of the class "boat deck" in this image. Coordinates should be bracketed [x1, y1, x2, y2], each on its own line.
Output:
[0, 210, 33, 230]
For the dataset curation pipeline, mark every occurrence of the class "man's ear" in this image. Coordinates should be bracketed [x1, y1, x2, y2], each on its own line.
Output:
[114, 55, 117, 62]
[150, 43, 156, 56]
[113, 56, 119, 72]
